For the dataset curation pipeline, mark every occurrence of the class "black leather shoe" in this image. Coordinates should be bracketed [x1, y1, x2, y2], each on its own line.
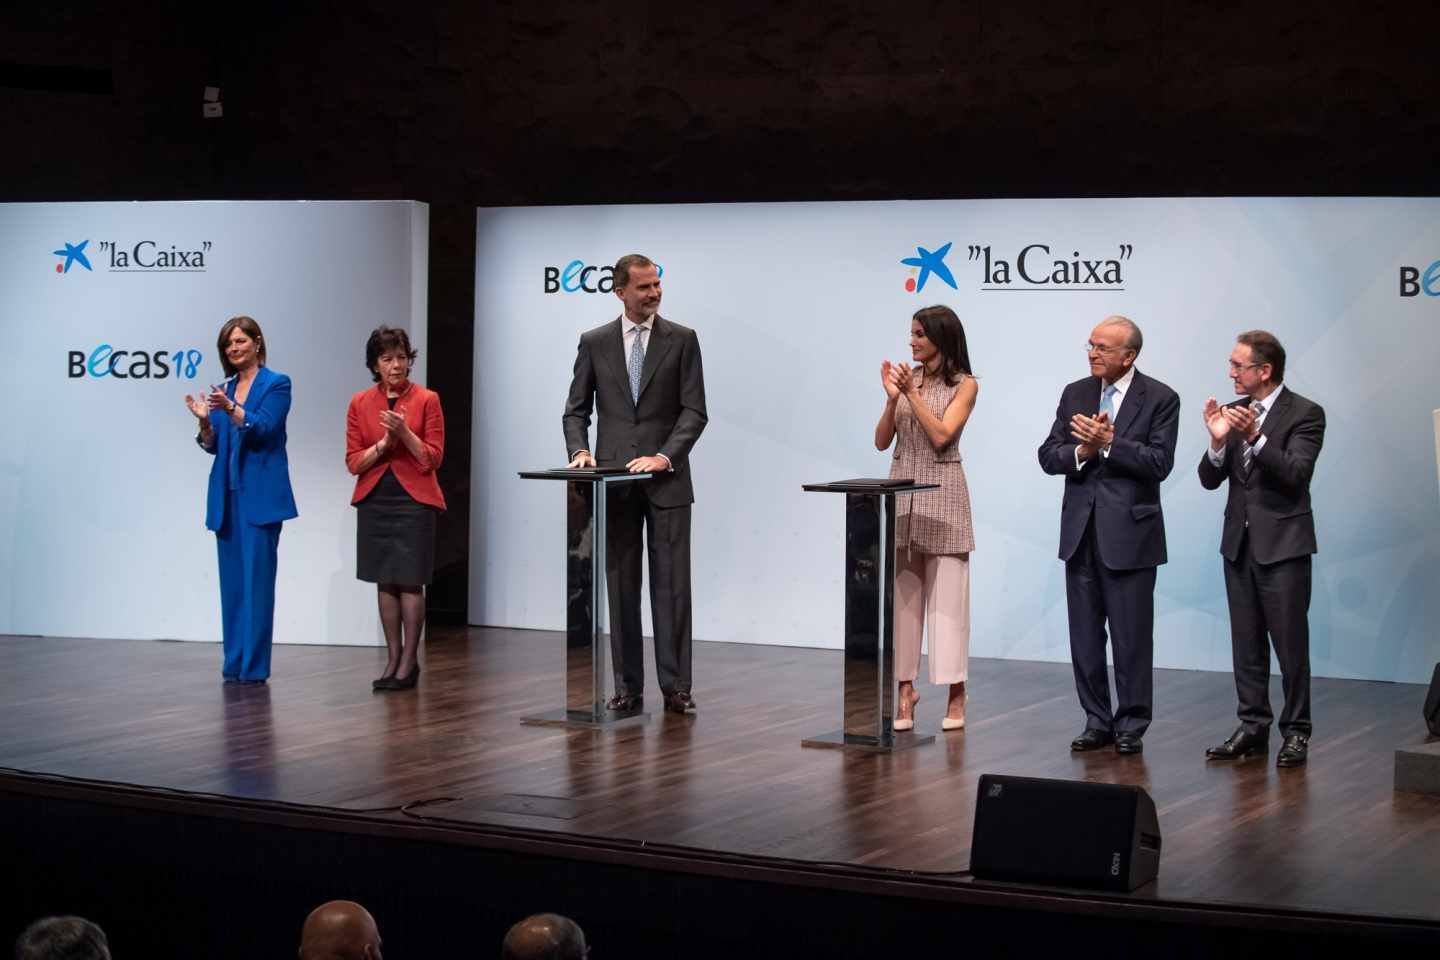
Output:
[1276, 733, 1309, 767]
[1206, 727, 1269, 760]
[606, 693, 643, 712]
[1115, 732, 1144, 755]
[1070, 728, 1114, 751]
[663, 691, 696, 715]
[389, 665, 420, 690]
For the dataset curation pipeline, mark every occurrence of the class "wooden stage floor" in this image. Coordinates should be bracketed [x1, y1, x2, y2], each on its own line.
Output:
[3, 627, 1438, 930]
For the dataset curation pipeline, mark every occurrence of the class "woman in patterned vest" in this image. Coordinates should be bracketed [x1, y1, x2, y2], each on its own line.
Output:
[874, 305, 979, 732]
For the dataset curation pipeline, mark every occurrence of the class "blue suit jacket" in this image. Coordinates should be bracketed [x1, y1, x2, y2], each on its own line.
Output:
[1037, 370, 1180, 570]
[202, 365, 299, 531]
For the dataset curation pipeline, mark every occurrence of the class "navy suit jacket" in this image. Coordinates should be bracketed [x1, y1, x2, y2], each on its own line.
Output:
[1197, 388, 1324, 565]
[1038, 370, 1180, 570]
[202, 365, 299, 531]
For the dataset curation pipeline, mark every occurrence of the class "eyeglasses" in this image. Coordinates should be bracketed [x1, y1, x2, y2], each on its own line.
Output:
[1084, 342, 1126, 356]
[1228, 361, 1265, 371]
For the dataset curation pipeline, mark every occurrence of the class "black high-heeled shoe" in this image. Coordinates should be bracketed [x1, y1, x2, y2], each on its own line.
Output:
[372, 671, 398, 692]
[389, 664, 421, 690]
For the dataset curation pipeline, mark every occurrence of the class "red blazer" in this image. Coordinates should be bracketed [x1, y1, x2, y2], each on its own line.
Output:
[346, 381, 446, 510]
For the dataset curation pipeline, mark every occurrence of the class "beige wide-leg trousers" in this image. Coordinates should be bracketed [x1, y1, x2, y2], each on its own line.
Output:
[894, 550, 970, 685]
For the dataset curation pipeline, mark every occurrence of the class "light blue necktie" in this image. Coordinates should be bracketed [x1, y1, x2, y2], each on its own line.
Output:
[1241, 401, 1265, 474]
[627, 326, 646, 403]
[1099, 383, 1118, 421]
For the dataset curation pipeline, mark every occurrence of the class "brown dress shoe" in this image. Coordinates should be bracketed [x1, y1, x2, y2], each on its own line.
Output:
[606, 693, 643, 712]
[663, 691, 696, 714]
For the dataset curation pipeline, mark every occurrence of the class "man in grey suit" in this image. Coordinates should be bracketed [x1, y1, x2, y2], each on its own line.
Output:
[1200, 330, 1325, 767]
[1039, 316, 1179, 755]
[564, 253, 708, 714]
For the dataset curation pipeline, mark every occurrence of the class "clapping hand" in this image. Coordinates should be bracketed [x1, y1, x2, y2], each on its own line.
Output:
[206, 385, 233, 412]
[880, 361, 900, 399]
[379, 409, 406, 435]
[1070, 411, 1114, 458]
[1221, 403, 1259, 442]
[1203, 398, 1230, 446]
[892, 363, 915, 396]
[183, 393, 209, 422]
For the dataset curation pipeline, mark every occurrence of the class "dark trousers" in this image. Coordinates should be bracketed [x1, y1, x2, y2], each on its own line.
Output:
[216, 490, 282, 682]
[1065, 516, 1156, 735]
[1223, 531, 1312, 738]
[606, 484, 693, 697]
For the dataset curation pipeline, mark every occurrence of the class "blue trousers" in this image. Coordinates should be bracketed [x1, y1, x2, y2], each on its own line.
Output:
[216, 489, 283, 681]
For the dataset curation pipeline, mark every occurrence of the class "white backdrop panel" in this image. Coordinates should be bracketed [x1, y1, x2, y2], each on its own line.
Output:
[1, 200, 428, 645]
[471, 198, 1440, 683]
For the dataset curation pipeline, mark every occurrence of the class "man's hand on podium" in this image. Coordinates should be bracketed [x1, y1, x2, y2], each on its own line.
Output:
[568, 451, 596, 468]
[627, 455, 669, 474]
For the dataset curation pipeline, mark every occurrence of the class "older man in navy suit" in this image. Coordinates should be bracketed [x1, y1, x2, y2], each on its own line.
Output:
[1039, 316, 1179, 755]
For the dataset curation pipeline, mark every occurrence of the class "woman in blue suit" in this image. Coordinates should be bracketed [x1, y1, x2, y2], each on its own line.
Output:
[184, 315, 298, 684]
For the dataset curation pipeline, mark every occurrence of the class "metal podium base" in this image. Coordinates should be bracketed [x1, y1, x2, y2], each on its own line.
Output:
[801, 729, 936, 752]
[520, 707, 650, 730]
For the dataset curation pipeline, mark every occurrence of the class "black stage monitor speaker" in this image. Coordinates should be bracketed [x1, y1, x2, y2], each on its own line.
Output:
[1425, 663, 1440, 736]
[970, 774, 1161, 892]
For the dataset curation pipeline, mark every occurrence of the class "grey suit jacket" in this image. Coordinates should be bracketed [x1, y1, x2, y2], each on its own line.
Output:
[1197, 388, 1324, 565]
[563, 315, 708, 508]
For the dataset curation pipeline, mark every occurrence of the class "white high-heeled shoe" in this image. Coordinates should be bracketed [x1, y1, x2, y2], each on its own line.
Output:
[941, 692, 969, 731]
[893, 690, 919, 731]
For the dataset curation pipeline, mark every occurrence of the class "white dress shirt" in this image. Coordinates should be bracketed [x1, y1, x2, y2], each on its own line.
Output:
[622, 315, 653, 359]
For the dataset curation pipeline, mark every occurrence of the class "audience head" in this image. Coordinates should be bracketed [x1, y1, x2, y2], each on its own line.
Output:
[500, 913, 588, 960]
[14, 916, 110, 960]
[298, 900, 383, 960]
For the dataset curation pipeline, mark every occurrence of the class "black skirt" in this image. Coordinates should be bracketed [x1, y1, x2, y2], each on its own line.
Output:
[356, 470, 437, 585]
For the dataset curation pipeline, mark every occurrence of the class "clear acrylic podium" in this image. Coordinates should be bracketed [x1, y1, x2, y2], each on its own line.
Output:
[517, 467, 653, 728]
[800, 479, 940, 752]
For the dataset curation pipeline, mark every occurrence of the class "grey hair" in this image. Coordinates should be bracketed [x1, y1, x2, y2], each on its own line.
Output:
[1100, 315, 1143, 355]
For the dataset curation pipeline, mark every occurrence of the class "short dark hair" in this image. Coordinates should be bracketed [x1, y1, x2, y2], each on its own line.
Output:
[912, 305, 973, 386]
[14, 916, 111, 960]
[364, 326, 418, 382]
[1236, 329, 1286, 381]
[613, 254, 656, 290]
[216, 315, 266, 377]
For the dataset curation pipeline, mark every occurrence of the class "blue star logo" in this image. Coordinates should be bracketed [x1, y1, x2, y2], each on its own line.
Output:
[54, 240, 93, 273]
[901, 242, 957, 293]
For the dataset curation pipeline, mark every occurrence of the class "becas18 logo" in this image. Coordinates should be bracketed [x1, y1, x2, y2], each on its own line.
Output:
[1399, 260, 1440, 297]
[545, 260, 616, 294]
[68, 345, 204, 380]
[543, 260, 663, 294]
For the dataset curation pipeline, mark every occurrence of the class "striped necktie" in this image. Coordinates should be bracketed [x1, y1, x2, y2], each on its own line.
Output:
[627, 326, 646, 403]
[1241, 401, 1265, 474]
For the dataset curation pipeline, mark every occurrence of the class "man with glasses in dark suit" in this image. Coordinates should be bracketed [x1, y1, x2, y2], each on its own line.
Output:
[1200, 330, 1325, 767]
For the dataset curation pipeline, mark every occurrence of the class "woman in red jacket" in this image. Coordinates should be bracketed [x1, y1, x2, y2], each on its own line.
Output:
[346, 326, 446, 691]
